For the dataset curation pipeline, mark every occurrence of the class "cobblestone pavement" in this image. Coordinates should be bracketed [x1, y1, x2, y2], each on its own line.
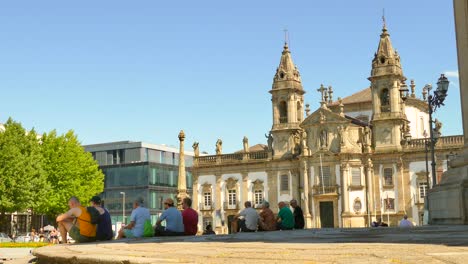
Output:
[33, 226, 468, 264]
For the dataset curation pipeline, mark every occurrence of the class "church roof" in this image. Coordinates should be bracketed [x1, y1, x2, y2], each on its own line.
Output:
[328, 87, 371, 106]
[235, 144, 268, 153]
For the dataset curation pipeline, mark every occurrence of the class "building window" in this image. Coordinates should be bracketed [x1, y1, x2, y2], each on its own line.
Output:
[254, 190, 263, 207]
[383, 168, 393, 186]
[351, 167, 361, 186]
[228, 190, 237, 206]
[419, 182, 428, 200]
[384, 198, 395, 211]
[280, 175, 289, 191]
[204, 192, 212, 207]
[279, 101, 288, 123]
[318, 166, 331, 186]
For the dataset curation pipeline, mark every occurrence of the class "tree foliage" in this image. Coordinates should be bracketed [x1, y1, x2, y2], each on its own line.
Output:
[0, 118, 104, 222]
[0, 118, 49, 217]
[38, 130, 104, 216]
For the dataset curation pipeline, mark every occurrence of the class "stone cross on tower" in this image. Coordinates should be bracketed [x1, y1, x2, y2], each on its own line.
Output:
[176, 130, 189, 210]
[317, 84, 328, 108]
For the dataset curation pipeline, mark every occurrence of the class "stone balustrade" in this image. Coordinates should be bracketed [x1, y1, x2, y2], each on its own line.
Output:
[405, 135, 464, 150]
[195, 150, 270, 167]
[312, 185, 339, 195]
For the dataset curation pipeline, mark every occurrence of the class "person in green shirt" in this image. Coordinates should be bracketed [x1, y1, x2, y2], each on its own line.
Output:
[276, 201, 294, 230]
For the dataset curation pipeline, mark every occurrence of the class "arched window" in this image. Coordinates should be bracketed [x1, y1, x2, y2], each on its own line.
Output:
[380, 88, 390, 112]
[279, 101, 288, 123]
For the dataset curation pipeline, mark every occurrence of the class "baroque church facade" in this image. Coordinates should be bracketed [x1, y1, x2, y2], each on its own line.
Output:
[191, 25, 464, 233]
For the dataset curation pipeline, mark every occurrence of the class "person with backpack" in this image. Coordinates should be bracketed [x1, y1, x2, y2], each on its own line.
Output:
[56, 196, 96, 243]
[117, 197, 150, 239]
[90, 196, 113, 241]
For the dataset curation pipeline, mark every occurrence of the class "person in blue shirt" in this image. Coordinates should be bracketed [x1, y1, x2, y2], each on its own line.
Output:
[117, 197, 150, 239]
[154, 198, 184, 236]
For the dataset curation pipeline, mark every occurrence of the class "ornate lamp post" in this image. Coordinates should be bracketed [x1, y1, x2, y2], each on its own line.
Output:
[424, 74, 449, 187]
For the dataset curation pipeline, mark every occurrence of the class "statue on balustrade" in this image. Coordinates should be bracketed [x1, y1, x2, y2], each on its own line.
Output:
[216, 139, 223, 155]
[243, 136, 249, 153]
[192, 142, 199, 157]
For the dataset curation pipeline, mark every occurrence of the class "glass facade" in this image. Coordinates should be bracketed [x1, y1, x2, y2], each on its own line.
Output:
[86, 143, 193, 225]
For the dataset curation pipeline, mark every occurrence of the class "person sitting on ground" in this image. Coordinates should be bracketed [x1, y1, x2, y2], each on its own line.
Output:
[202, 224, 216, 235]
[38, 228, 45, 242]
[56, 196, 96, 243]
[234, 201, 259, 232]
[399, 215, 414, 228]
[49, 229, 59, 244]
[276, 201, 294, 230]
[117, 197, 150, 239]
[90, 195, 113, 240]
[258, 201, 277, 231]
[372, 218, 388, 227]
[290, 199, 305, 229]
[30, 228, 37, 242]
[154, 198, 184, 236]
[182, 197, 198, 236]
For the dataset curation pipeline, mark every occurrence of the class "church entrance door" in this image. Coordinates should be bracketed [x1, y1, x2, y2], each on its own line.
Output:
[319, 201, 334, 228]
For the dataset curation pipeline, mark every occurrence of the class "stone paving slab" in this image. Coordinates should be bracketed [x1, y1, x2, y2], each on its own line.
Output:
[33, 226, 468, 264]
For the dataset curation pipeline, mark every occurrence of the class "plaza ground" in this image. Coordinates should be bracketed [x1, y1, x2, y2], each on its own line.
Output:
[26, 225, 468, 263]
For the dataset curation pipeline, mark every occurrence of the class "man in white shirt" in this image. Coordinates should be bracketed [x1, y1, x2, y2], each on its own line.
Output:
[234, 201, 259, 232]
[399, 215, 414, 228]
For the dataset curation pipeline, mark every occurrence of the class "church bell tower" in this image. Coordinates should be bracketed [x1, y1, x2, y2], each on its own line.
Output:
[369, 22, 410, 152]
[269, 42, 305, 158]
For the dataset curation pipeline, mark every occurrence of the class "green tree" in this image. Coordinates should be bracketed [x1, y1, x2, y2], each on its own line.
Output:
[38, 130, 104, 217]
[0, 118, 49, 231]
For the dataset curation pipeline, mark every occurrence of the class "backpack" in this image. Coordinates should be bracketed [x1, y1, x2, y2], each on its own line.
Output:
[86, 206, 101, 224]
[143, 219, 154, 237]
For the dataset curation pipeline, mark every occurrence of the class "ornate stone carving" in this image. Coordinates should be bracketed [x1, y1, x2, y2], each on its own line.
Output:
[226, 177, 238, 189]
[353, 197, 362, 213]
[252, 179, 264, 190]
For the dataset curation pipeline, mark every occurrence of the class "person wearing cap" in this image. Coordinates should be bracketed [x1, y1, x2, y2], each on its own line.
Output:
[117, 197, 150, 239]
[154, 198, 184, 236]
[290, 199, 304, 229]
[90, 196, 113, 241]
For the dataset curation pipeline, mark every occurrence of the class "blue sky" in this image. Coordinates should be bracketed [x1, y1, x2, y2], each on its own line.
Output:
[0, 0, 461, 154]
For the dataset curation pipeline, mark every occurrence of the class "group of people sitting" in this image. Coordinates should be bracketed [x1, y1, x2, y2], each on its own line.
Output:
[55, 195, 306, 243]
[233, 199, 304, 233]
[117, 197, 199, 238]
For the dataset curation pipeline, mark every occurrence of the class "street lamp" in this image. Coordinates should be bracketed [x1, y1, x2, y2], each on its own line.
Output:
[120, 192, 126, 224]
[425, 74, 450, 188]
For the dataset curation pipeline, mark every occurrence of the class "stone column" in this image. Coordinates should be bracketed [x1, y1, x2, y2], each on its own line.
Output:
[428, 0, 468, 225]
[302, 160, 312, 227]
[176, 130, 189, 210]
